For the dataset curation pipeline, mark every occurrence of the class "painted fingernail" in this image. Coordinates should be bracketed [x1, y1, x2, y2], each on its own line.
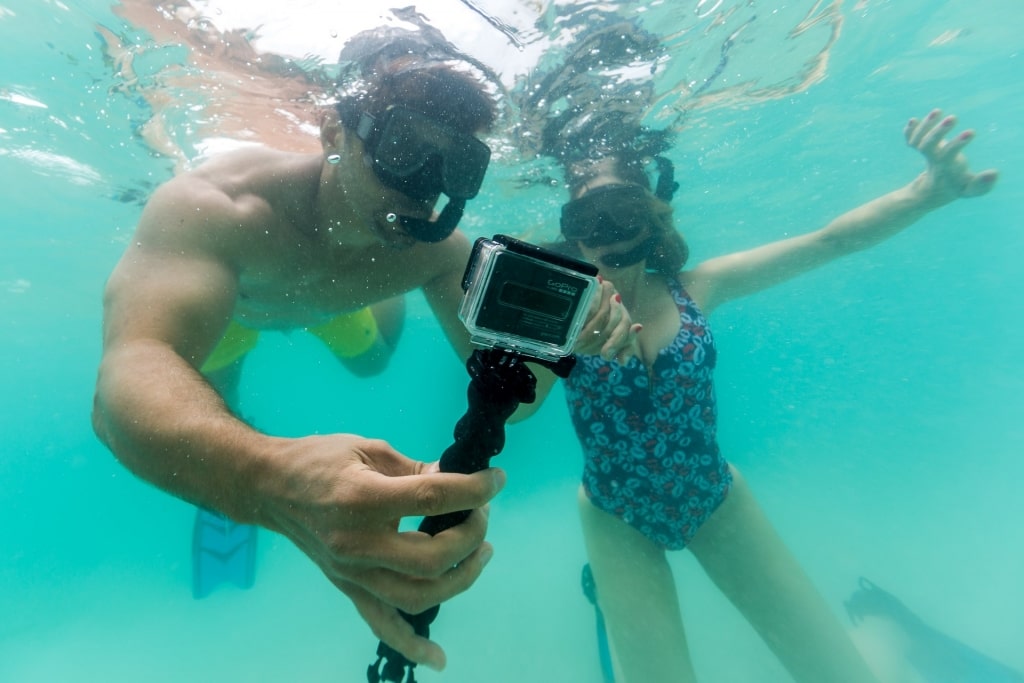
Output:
[614, 293, 622, 303]
[597, 275, 604, 284]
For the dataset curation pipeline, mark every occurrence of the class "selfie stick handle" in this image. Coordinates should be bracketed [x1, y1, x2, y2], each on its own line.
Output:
[421, 348, 537, 532]
[368, 348, 539, 683]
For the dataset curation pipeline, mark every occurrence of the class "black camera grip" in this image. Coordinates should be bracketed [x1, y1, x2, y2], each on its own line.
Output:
[368, 349, 541, 683]
[420, 349, 536, 533]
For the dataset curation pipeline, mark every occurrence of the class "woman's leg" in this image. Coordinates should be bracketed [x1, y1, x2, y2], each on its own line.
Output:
[578, 486, 698, 683]
[688, 466, 881, 683]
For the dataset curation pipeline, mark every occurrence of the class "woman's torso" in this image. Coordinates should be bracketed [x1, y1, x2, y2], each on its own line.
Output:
[564, 275, 731, 550]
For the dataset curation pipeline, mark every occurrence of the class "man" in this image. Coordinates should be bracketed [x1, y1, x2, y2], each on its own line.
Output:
[92, 27, 631, 672]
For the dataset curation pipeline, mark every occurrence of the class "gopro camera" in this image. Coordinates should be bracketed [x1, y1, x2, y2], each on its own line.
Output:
[459, 235, 599, 363]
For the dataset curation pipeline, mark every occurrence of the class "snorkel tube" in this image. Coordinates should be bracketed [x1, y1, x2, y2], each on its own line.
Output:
[653, 155, 679, 202]
[397, 198, 466, 243]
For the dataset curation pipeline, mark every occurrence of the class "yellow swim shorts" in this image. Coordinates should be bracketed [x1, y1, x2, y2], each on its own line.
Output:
[307, 306, 379, 359]
[200, 319, 259, 373]
[201, 308, 380, 373]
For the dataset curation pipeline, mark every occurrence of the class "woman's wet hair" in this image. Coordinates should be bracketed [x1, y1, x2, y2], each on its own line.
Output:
[333, 27, 498, 135]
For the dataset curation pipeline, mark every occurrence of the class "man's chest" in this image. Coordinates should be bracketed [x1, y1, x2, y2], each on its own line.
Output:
[232, 244, 442, 328]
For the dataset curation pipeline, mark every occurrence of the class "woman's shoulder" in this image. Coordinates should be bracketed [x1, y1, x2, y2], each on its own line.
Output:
[673, 269, 715, 315]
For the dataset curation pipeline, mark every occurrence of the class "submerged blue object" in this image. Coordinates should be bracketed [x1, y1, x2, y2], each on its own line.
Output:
[581, 564, 616, 683]
[846, 577, 1024, 683]
[192, 508, 258, 599]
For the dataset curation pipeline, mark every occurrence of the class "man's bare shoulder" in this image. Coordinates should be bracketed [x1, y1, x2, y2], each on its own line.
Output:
[139, 148, 313, 248]
[161, 147, 302, 207]
[187, 146, 298, 183]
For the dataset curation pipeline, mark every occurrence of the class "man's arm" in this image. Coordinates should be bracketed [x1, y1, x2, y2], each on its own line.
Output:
[684, 110, 999, 314]
[92, 178, 268, 518]
[421, 231, 478, 361]
[93, 180, 502, 670]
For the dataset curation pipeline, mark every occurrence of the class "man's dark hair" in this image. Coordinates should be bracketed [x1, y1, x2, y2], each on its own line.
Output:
[334, 26, 498, 134]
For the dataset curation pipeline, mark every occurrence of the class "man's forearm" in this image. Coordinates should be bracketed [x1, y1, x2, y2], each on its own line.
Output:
[93, 342, 277, 524]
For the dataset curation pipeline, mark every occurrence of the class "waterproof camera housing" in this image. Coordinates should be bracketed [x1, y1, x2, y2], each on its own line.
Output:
[459, 235, 599, 362]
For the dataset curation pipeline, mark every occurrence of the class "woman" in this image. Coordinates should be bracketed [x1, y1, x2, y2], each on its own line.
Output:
[527, 109, 998, 682]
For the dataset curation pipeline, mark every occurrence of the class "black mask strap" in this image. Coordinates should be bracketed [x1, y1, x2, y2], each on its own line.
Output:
[600, 235, 657, 269]
[397, 198, 466, 243]
[653, 156, 679, 202]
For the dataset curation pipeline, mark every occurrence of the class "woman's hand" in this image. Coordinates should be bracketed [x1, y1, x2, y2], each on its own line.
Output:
[905, 109, 999, 206]
[575, 278, 642, 364]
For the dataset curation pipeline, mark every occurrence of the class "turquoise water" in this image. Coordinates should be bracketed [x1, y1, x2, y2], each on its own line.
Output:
[1, 1, 1022, 681]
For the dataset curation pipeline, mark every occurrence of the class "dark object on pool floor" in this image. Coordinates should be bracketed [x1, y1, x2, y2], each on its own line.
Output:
[582, 563, 615, 683]
[846, 577, 1024, 683]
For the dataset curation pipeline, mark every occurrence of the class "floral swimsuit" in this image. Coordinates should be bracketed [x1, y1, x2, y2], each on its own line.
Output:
[564, 277, 732, 550]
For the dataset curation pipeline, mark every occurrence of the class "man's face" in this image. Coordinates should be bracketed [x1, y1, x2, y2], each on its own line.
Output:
[357, 107, 491, 202]
[355, 106, 491, 244]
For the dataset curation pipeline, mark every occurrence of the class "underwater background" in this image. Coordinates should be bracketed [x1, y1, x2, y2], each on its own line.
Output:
[1, 0, 1021, 681]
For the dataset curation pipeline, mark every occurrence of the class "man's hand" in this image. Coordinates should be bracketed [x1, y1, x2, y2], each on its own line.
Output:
[260, 434, 506, 671]
[906, 109, 999, 206]
[575, 277, 641, 364]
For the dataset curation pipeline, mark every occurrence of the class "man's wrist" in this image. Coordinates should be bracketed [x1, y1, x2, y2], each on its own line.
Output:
[217, 430, 285, 526]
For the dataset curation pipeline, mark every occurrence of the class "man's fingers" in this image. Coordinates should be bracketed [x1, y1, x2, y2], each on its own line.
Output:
[349, 437, 431, 477]
[346, 540, 495, 616]
[339, 580, 447, 672]
[349, 505, 490, 577]
[369, 467, 506, 519]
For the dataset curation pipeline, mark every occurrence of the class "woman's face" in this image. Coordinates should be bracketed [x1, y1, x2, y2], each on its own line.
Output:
[563, 179, 656, 271]
[580, 235, 651, 273]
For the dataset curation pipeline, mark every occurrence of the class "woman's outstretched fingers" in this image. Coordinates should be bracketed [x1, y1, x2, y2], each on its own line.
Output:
[907, 108, 942, 147]
[938, 129, 974, 160]
[918, 114, 954, 153]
